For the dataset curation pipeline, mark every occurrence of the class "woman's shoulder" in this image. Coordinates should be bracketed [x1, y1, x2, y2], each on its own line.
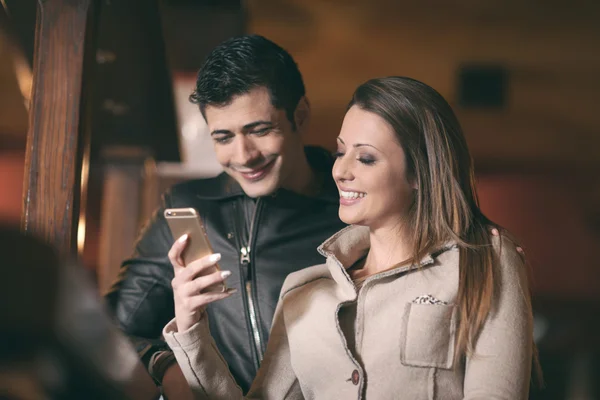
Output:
[486, 226, 531, 307]
[488, 226, 527, 266]
[279, 263, 332, 299]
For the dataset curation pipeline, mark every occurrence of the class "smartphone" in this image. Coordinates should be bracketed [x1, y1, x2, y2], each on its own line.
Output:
[164, 207, 226, 293]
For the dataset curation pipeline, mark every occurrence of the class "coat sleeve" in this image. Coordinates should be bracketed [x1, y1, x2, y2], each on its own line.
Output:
[163, 296, 304, 400]
[462, 235, 533, 399]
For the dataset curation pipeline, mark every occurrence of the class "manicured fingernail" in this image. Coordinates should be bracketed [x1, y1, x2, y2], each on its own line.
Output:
[209, 253, 221, 262]
[178, 234, 188, 243]
[221, 270, 231, 279]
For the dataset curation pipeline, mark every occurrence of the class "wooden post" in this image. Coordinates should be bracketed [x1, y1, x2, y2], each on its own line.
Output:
[22, 0, 98, 257]
[97, 146, 153, 294]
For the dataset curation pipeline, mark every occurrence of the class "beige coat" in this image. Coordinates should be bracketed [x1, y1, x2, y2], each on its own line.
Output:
[163, 225, 533, 399]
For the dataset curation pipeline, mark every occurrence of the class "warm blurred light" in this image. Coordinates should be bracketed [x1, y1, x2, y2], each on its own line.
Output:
[13, 54, 32, 110]
[77, 138, 91, 255]
[0, 4, 32, 110]
[157, 73, 222, 178]
[0, 0, 9, 15]
[77, 213, 87, 255]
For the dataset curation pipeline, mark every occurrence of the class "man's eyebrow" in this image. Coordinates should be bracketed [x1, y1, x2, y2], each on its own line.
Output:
[211, 129, 232, 136]
[211, 120, 273, 136]
[242, 120, 273, 131]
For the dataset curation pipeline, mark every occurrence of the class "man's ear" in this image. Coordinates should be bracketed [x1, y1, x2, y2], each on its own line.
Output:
[294, 96, 311, 133]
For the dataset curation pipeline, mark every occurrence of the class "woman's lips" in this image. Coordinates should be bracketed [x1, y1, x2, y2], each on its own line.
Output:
[339, 196, 364, 206]
[338, 188, 366, 206]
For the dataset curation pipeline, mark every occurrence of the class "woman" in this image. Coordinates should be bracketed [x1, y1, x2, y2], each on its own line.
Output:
[164, 77, 535, 399]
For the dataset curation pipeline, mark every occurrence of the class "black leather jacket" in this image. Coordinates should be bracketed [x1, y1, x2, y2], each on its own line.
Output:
[105, 146, 345, 393]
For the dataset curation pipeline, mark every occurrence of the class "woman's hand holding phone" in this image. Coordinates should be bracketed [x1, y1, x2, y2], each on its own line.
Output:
[168, 234, 237, 332]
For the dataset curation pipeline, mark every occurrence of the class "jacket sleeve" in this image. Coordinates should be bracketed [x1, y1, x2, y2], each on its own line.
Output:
[104, 194, 176, 367]
[463, 235, 533, 399]
[163, 296, 303, 400]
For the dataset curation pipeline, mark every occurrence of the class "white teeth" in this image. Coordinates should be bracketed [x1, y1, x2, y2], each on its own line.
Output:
[340, 190, 366, 199]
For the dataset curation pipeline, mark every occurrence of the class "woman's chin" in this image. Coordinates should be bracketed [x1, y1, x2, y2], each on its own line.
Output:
[338, 212, 365, 226]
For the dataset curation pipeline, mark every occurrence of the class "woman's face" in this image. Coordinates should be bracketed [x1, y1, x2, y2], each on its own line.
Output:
[333, 105, 416, 230]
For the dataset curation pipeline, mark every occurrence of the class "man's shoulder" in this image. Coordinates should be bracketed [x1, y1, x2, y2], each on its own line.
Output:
[280, 263, 331, 298]
[168, 173, 244, 201]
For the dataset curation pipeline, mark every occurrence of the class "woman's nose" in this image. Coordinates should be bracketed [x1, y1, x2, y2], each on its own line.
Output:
[332, 155, 354, 182]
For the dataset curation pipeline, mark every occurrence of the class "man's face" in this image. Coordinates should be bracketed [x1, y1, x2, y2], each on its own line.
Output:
[205, 86, 304, 198]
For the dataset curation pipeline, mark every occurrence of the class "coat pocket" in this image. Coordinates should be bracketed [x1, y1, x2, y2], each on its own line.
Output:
[400, 302, 457, 369]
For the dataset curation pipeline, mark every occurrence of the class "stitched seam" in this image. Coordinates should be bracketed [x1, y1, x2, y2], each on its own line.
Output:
[176, 334, 206, 350]
[429, 368, 436, 400]
[282, 379, 301, 398]
[279, 313, 301, 399]
[317, 225, 357, 257]
[336, 257, 356, 286]
[280, 276, 332, 299]
[401, 304, 457, 369]
[122, 281, 159, 330]
[399, 303, 410, 365]
[171, 340, 209, 398]
[333, 302, 364, 397]
[355, 284, 369, 355]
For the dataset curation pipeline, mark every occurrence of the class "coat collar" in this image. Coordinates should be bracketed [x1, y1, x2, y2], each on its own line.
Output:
[317, 225, 457, 299]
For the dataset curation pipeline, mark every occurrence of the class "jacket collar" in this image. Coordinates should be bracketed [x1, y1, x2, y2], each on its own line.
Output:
[317, 225, 457, 299]
[194, 146, 339, 203]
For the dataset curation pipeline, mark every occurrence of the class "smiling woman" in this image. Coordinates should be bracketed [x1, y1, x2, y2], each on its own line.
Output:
[333, 106, 417, 233]
[339, 77, 534, 369]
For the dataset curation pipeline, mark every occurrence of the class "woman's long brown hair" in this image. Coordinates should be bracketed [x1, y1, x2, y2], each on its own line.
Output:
[349, 77, 541, 378]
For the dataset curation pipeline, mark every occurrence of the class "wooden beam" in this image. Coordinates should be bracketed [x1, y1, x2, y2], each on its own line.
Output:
[97, 147, 152, 294]
[22, 0, 98, 257]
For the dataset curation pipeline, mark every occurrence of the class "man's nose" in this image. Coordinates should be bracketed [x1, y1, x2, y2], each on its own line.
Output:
[234, 136, 261, 165]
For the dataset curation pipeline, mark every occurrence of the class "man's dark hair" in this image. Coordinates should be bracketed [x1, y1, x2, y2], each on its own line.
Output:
[190, 34, 306, 128]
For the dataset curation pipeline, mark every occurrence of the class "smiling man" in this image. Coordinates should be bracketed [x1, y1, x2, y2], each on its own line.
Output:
[205, 85, 316, 198]
[105, 35, 346, 397]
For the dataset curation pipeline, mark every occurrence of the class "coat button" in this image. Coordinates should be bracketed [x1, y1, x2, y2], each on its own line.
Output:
[351, 369, 360, 385]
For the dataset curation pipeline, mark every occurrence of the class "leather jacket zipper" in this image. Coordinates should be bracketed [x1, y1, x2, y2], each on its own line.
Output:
[239, 198, 264, 365]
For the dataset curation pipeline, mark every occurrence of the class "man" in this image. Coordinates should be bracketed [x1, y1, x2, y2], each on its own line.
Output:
[105, 34, 346, 395]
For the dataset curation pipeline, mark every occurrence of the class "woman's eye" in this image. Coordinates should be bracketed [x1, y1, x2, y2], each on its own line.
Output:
[333, 151, 345, 158]
[358, 156, 376, 165]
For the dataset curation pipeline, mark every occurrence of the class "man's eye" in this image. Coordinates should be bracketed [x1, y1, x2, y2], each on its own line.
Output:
[213, 135, 233, 144]
[251, 128, 271, 136]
